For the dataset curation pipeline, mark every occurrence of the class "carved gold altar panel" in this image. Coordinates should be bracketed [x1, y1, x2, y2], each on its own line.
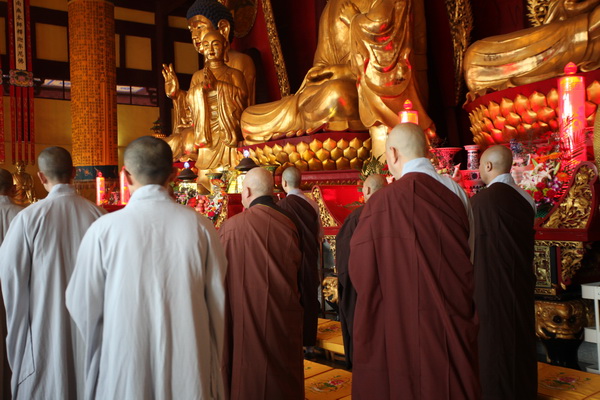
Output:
[534, 162, 600, 295]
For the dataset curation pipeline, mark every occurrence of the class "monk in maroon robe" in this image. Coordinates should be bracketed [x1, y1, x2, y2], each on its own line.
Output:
[336, 174, 385, 367]
[219, 167, 304, 400]
[278, 166, 321, 347]
[472, 145, 537, 400]
[350, 123, 480, 399]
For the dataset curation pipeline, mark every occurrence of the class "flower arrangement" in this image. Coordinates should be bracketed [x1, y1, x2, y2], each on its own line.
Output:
[518, 131, 571, 217]
[172, 177, 228, 225]
[100, 185, 120, 205]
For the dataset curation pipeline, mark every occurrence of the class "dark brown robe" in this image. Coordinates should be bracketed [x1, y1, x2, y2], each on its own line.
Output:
[471, 182, 537, 400]
[278, 194, 320, 346]
[349, 173, 480, 400]
[219, 196, 304, 400]
[335, 205, 363, 367]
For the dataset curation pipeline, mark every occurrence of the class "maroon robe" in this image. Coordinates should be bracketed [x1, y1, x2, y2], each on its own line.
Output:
[335, 205, 363, 367]
[219, 196, 304, 400]
[471, 182, 537, 400]
[278, 194, 321, 346]
[349, 173, 480, 399]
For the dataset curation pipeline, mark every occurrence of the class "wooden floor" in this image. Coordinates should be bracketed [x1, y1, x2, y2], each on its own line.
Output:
[310, 319, 600, 400]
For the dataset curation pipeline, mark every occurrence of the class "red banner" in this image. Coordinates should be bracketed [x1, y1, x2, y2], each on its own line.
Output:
[8, 0, 35, 165]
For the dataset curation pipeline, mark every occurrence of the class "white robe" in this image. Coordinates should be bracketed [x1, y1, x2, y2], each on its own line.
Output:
[0, 195, 23, 243]
[0, 184, 105, 399]
[66, 185, 227, 400]
[0, 194, 22, 398]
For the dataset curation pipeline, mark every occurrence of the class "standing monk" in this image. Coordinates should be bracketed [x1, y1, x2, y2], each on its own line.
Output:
[349, 123, 480, 399]
[336, 173, 385, 368]
[472, 145, 537, 399]
[0, 168, 23, 399]
[219, 167, 304, 400]
[278, 166, 321, 349]
[66, 136, 227, 399]
[0, 147, 105, 400]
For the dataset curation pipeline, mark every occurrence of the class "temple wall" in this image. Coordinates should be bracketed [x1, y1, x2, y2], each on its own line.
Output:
[0, 0, 199, 199]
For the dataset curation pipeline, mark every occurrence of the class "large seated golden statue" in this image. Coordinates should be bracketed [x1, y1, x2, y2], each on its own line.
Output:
[464, 0, 600, 93]
[241, 0, 432, 144]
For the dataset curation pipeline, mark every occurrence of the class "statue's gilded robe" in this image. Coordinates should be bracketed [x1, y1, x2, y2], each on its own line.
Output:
[188, 73, 246, 170]
[241, 0, 431, 144]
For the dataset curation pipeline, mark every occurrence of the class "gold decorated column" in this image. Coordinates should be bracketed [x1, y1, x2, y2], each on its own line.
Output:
[68, 0, 117, 196]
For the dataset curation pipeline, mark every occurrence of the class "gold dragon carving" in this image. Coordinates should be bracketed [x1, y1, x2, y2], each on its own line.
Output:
[445, 0, 473, 103]
[527, 0, 551, 26]
[543, 165, 595, 230]
[535, 240, 586, 292]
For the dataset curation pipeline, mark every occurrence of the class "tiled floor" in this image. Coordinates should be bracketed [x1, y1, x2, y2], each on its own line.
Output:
[311, 319, 600, 399]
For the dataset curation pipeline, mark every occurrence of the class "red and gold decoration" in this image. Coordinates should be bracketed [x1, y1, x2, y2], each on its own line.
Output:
[68, 0, 118, 180]
[7, 0, 35, 165]
[464, 70, 600, 149]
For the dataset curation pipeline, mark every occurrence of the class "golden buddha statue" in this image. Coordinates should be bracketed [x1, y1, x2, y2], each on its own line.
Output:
[188, 30, 247, 169]
[163, 0, 255, 107]
[464, 0, 600, 94]
[241, 0, 432, 144]
[162, 0, 251, 168]
[164, 106, 196, 162]
[12, 160, 35, 206]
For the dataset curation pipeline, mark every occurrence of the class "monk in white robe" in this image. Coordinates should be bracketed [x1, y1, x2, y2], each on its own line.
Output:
[0, 168, 23, 399]
[0, 168, 22, 242]
[67, 136, 227, 400]
[0, 147, 105, 399]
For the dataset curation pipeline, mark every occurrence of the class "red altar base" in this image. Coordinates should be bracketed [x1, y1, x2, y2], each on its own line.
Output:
[464, 70, 600, 148]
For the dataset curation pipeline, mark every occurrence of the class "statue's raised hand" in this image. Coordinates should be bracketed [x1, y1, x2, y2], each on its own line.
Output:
[203, 67, 217, 91]
[162, 63, 180, 98]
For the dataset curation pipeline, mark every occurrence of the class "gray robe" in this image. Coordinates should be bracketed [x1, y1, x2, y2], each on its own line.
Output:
[67, 185, 227, 400]
[0, 184, 105, 399]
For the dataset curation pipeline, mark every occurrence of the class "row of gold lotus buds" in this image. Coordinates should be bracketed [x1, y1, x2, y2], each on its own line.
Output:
[469, 81, 600, 148]
[240, 137, 372, 172]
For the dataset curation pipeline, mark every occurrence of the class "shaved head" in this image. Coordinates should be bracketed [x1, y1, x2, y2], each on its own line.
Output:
[0, 168, 13, 194]
[386, 123, 428, 178]
[363, 174, 386, 202]
[387, 123, 428, 159]
[242, 167, 273, 208]
[282, 166, 301, 191]
[124, 136, 174, 185]
[480, 145, 513, 184]
[38, 147, 73, 183]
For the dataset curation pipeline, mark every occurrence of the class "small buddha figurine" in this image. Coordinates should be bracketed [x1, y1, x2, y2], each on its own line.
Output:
[12, 160, 36, 206]
[164, 106, 197, 162]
